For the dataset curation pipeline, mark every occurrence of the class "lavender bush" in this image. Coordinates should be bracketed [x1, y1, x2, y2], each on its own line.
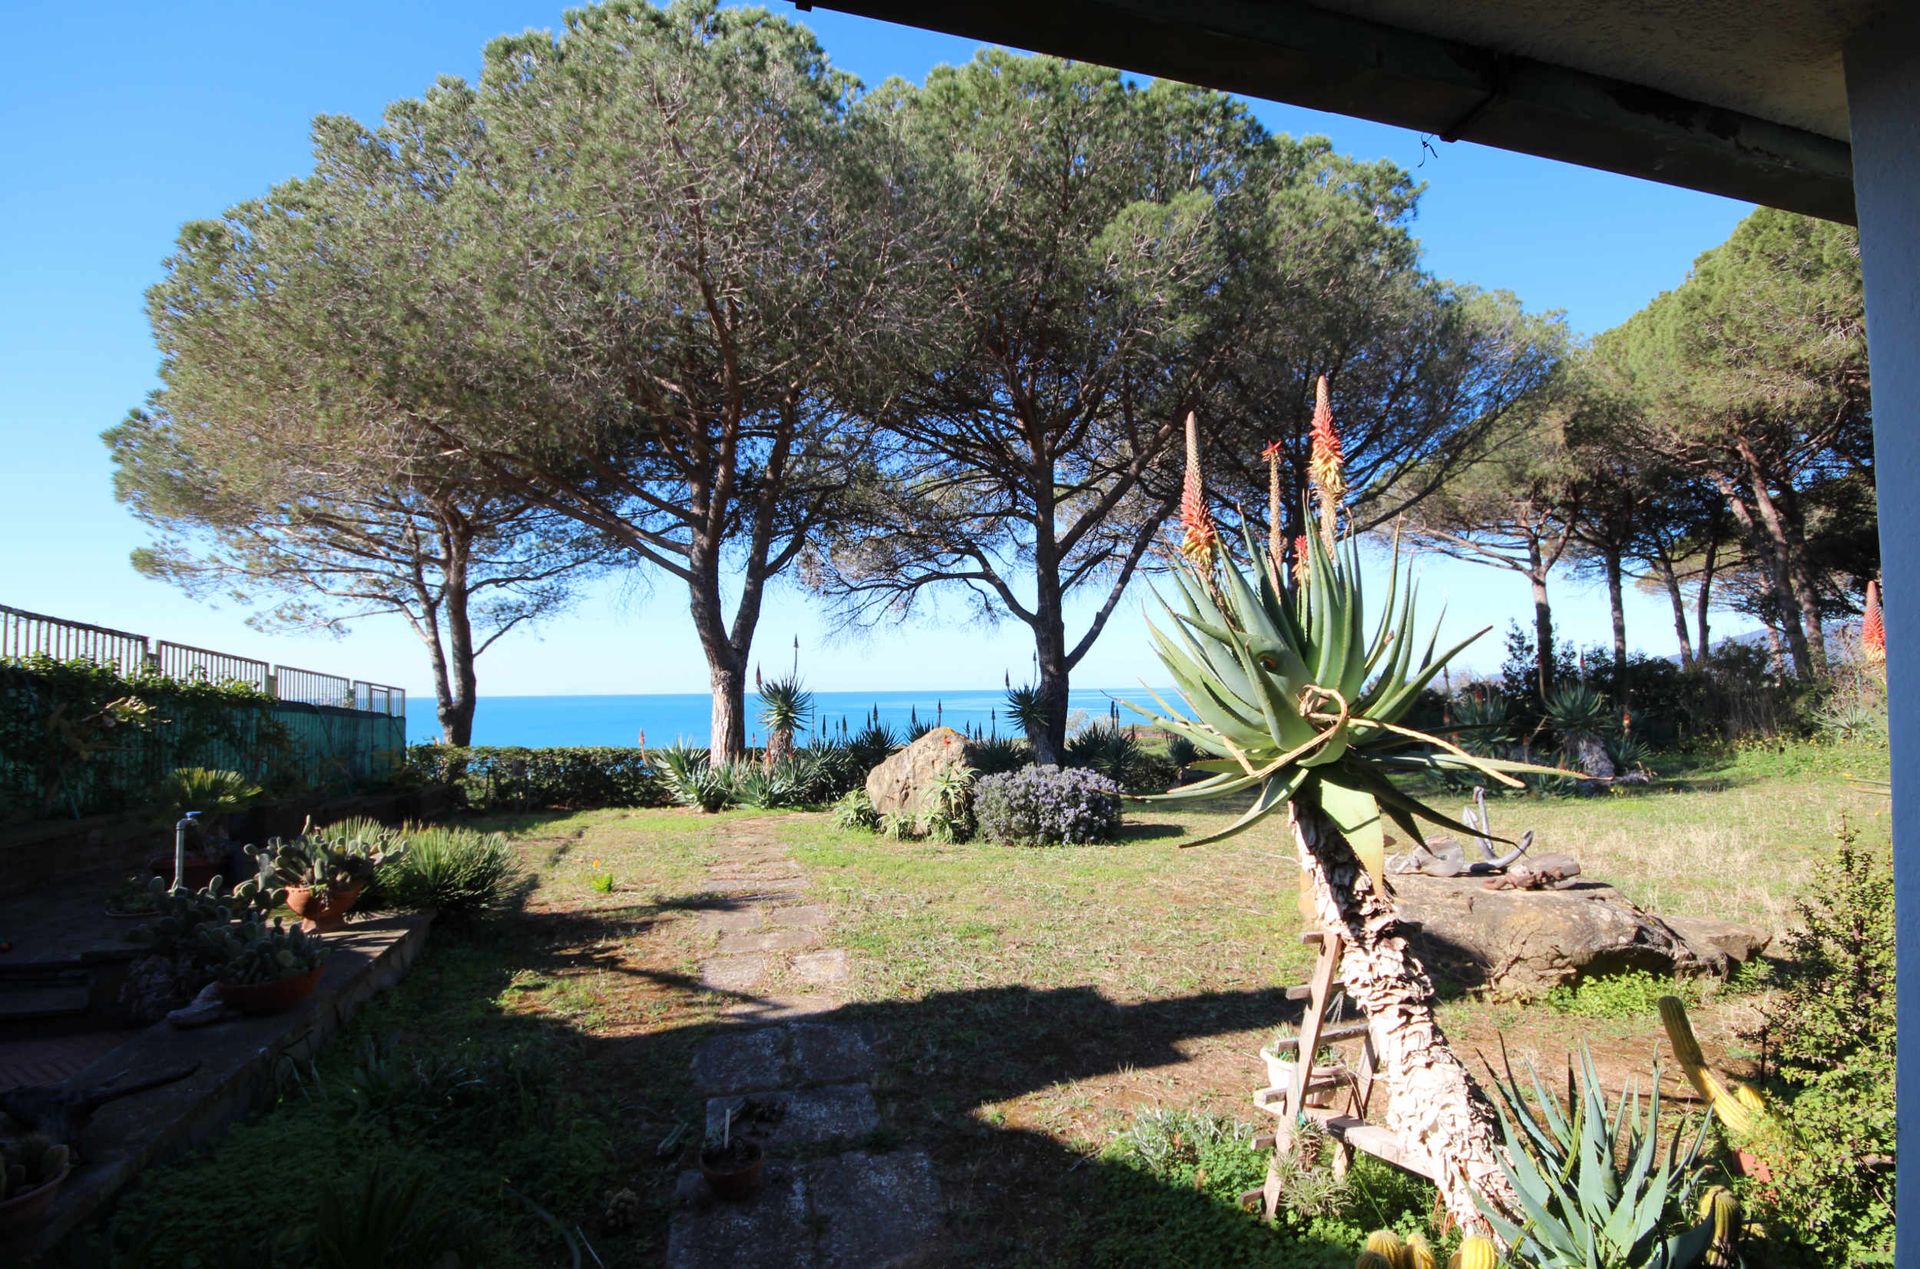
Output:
[973, 765, 1123, 846]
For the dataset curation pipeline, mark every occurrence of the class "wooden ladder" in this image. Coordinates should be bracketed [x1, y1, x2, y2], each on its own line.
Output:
[1244, 929, 1438, 1219]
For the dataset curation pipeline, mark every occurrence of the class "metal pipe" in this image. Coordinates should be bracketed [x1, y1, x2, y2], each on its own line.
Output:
[173, 811, 201, 891]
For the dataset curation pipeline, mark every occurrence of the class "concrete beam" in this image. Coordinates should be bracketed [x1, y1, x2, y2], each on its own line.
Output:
[1845, 9, 1917, 1259]
[808, 0, 1856, 223]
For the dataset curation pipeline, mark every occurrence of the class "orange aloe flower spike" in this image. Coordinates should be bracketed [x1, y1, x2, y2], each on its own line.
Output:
[1179, 411, 1218, 563]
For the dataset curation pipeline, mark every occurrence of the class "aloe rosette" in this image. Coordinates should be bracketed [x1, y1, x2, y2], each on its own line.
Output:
[1129, 380, 1576, 1235]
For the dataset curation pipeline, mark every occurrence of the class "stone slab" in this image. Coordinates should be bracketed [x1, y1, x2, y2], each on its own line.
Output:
[716, 927, 824, 956]
[692, 1027, 790, 1094]
[768, 904, 833, 930]
[691, 1023, 878, 1095]
[707, 1082, 879, 1149]
[789, 1023, 879, 1085]
[792, 948, 851, 987]
[694, 908, 764, 935]
[699, 954, 771, 994]
[722, 994, 839, 1022]
[807, 1150, 943, 1268]
[704, 880, 808, 903]
[667, 1166, 816, 1269]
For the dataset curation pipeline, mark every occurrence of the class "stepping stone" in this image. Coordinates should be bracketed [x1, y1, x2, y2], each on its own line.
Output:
[790, 1023, 879, 1084]
[706, 1083, 880, 1149]
[791, 948, 851, 988]
[768, 904, 832, 930]
[706, 879, 808, 902]
[722, 994, 838, 1022]
[716, 927, 824, 956]
[806, 1150, 943, 1268]
[692, 1027, 789, 1094]
[667, 1166, 815, 1269]
[695, 908, 763, 935]
[699, 954, 771, 994]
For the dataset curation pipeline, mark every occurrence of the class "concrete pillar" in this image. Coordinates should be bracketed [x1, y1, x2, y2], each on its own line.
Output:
[1846, 9, 1920, 1257]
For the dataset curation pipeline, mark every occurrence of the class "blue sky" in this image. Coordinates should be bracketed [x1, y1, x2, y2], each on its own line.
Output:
[0, 1, 1757, 698]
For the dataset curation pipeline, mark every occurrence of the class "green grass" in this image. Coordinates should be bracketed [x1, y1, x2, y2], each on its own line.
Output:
[73, 741, 1872, 1266]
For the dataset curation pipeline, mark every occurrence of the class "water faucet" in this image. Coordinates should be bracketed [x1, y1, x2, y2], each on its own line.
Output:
[173, 811, 203, 891]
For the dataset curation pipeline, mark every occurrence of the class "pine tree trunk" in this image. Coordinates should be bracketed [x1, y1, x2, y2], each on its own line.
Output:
[1655, 556, 1694, 669]
[1290, 801, 1518, 1235]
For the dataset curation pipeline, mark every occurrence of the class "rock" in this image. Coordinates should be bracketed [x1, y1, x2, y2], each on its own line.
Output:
[864, 727, 976, 831]
[1666, 916, 1773, 969]
[1390, 874, 1748, 998]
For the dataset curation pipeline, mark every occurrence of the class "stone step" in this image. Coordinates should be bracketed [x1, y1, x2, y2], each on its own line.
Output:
[705, 1082, 880, 1151]
[693, 1022, 879, 1094]
[668, 1149, 941, 1269]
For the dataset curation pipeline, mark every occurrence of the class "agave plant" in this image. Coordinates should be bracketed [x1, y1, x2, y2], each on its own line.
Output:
[1480, 1045, 1716, 1268]
[756, 672, 814, 763]
[1132, 381, 1575, 1231]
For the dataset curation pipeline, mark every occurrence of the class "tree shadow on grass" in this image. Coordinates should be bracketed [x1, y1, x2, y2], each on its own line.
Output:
[59, 900, 1416, 1268]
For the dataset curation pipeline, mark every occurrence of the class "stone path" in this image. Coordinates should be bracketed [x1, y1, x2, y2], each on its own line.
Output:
[668, 828, 942, 1268]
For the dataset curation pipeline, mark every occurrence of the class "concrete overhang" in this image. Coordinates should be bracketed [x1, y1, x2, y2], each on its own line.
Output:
[804, 0, 1893, 224]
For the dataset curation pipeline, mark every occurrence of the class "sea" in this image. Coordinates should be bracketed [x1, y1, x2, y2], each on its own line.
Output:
[403, 688, 1167, 749]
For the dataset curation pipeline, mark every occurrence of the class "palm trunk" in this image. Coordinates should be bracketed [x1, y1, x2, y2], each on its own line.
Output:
[1290, 801, 1518, 1235]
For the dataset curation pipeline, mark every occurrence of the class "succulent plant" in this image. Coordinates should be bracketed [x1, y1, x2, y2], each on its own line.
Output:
[204, 916, 328, 985]
[127, 873, 282, 959]
[1449, 1238, 1499, 1269]
[250, 820, 401, 891]
[0, 1134, 71, 1201]
[1403, 1232, 1437, 1269]
[1479, 1045, 1717, 1268]
[1360, 1229, 1409, 1267]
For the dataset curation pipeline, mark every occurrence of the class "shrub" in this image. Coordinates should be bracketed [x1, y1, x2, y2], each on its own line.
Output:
[831, 789, 879, 832]
[1744, 819, 1894, 1266]
[406, 744, 669, 812]
[969, 734, 1030, 776]
[373, 825, 518, 918]
[973, 765, 1122, 846]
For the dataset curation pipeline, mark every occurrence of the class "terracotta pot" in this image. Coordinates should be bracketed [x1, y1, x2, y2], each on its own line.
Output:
[700, 1141, 765, 1201]
[218, 965, 323, 1015]
[0, 1160, 71, 1233]
[1733, 1148, 1774, 1184]
[283, 883, 364, 932]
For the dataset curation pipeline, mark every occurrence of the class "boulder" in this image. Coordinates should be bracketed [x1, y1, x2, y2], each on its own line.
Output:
[864, 727, 976, 831]
[1390, 874, 1766, 999]
[1665, 916, 1773, 971]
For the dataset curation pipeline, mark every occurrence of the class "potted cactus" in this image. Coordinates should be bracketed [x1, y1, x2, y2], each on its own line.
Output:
[0, 1136, 73, 1232]
[206, 917, 328, 1014]
[249, 821, 400, 931]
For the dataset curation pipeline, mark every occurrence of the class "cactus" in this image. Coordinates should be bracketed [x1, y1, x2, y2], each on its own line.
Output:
[1362, 1230, 1410, 1268]
[249, 821, 402, 892]
[1403, 1232, 1437, 1269]
[204, 916, 328, 985]
[1699, 1186, 1741, 1268]
[1449, 1236, 1498, 1269]
[1658, 995, 1775, 1139]
[1355, 1254, 1395, 1269]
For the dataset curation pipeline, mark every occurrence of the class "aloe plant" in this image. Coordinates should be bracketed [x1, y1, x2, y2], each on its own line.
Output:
[1132, 380, 1575, 1232]
[1480, 1046, 1716, 1268]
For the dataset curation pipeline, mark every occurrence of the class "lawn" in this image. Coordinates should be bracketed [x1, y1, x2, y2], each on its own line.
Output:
[76, 741, 1888, 1266]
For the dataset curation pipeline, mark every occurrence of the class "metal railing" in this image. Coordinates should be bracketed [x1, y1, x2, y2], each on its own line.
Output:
[154, 640, 271, 692]
[275, 665, 355, 709]
[1, 605, 151, 677]
[1, 603, 405, 717]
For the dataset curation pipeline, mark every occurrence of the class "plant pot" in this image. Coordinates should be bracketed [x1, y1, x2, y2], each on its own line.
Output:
[104, 907, 155, 920]
[218, 965, 323, 1015]
[283, 883, 364, 932]
[0, 1160, 71, 1233]
[699, 1140, 766, 1201]
[1733, 1148, 1774, 1184]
